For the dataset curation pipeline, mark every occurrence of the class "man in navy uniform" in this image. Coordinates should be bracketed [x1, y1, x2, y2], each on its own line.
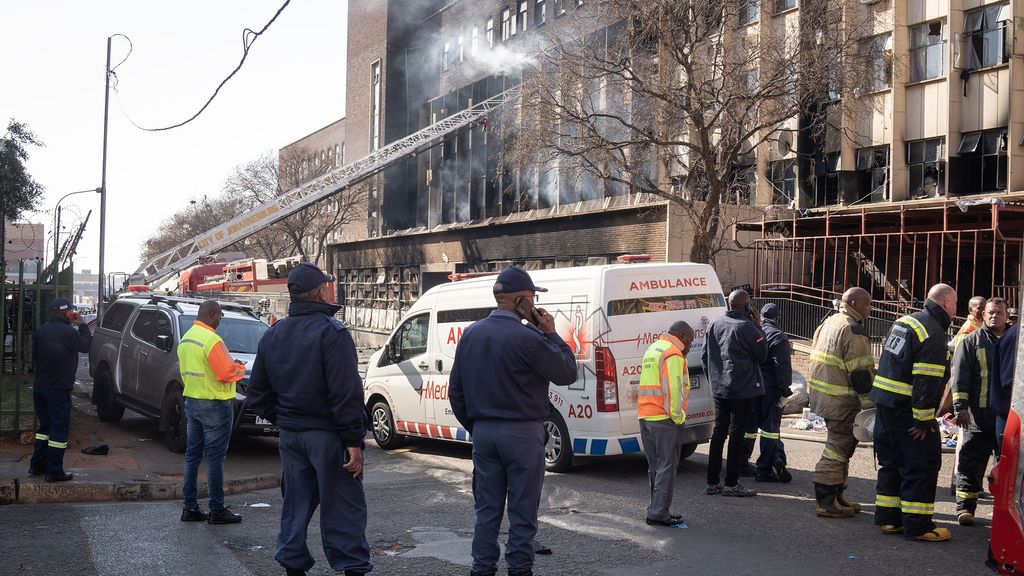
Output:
[247, 263, 371, 576]
[449, 266, 578, 576]
[30, 298, 91, 482]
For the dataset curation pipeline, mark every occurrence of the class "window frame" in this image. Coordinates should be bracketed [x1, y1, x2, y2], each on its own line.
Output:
[519, 0, 528, 33]
[906, 137, 945, 198]
[501, 8, 512, 41]
[100, 302, 136, 332]
[386, 313, 430, 364]
[963, 3, 1010, 70]
[773, 0, 796, 14]
[486, 17, 495, 48]
[738, 0, 759, 26]
[957, 128, 1007, 194]
[535, 0, 547, 26]
[855, 145, 890, 200]
[909, 20, 946, 82]
[768, 159, 796, 205]
[129, 308, 174, 349]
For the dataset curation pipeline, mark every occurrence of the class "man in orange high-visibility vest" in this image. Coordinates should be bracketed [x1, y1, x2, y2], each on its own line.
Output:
[638, 321, 695, 527]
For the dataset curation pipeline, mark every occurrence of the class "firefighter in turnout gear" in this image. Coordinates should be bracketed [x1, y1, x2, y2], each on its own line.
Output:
[638, 321, 695, 526]
[870, 284, 957, 542]
[950, 297, 1006, 526]
[808, 287, 875, 518]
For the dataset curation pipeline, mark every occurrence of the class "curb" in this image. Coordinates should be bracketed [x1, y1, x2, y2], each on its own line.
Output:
[6, 474, 280, 505]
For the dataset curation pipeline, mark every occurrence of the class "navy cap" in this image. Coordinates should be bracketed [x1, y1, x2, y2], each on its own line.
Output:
[760, 303, 781, 319]
[492, 266, 547, 294]
[287, 263, 335, 295]
[51, 298, 72, 311]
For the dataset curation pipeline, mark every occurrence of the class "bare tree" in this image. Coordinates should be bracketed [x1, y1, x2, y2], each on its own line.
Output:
[140, 195, 247, 261]
[223, 149, 366, 266]
[507, 0, 885, 263]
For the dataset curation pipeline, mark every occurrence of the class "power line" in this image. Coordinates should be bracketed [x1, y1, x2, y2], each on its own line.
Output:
[111, 0, 292, 132]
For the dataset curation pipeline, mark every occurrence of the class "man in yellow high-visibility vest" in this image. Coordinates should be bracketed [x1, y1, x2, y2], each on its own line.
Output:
[638, 320, 695, 527]
[179, 300, 246, 525]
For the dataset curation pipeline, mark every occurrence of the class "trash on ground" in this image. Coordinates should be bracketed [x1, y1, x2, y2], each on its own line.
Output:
[671, 523, 688, 529]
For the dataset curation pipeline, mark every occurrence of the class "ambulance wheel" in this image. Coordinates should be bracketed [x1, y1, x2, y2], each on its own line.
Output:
[94, 366, 124, 423]
[679, 443, 698, 461]
[162, 384, 188, 453]
[543, 410, 573, 472]
[370, 400, 405, 450]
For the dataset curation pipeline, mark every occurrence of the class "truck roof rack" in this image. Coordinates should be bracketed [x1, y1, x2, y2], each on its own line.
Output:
[145, 294, 257, 318]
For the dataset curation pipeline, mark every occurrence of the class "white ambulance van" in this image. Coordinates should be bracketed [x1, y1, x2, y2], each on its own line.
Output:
[363, 261, 727, 471]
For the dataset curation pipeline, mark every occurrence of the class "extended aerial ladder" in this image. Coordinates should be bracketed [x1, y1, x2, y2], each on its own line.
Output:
[134, 86, 522, 286]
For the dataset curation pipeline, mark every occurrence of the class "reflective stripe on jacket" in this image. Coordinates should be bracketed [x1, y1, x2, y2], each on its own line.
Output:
[808, 303, 875, 419]
[869, 301, 951, 423]
[638, 335, 689, 424]
[951, 325, 1000, 412]
[178, 321, 244, 400]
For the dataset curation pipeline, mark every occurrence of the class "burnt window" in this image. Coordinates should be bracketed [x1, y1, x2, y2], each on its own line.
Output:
[909, 20, 945, 82]
[856, 145, 889, 201]
[863, 33, 893, 91]
[769, 160, 795, 205]
[535, 0, 547, 25]
[963, 3, 1009, 69]
[501, 8, 512, 41]
[907, 137, 945, 198]
[956, 128, 1007, 194]
[814, 153, 841, 207]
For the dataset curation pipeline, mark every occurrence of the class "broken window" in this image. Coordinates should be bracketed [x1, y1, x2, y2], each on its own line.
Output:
[769, 160, 796, 205]
[907, 137, 944, 198]
[730, 156, 757, 205]
[739, 0, 759, 26]
[814, 153, 841, 207]
[774, 0, 796, 14]
[502, 8, 512, 41]
[863, 33, 893, 91]
[856, 145, 889, 201]
[554, 0, 567, 17]
[963, 3, 1009, 69]
[956, 128, 1007, 194]
[535, 0, 547, 25]
[519, 1, 528, 33]
[910, 20, 945, 82]
[487, 17, 495, 48]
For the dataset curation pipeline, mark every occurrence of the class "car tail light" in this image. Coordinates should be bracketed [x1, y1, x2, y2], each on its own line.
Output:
[595, 346, 618, 412]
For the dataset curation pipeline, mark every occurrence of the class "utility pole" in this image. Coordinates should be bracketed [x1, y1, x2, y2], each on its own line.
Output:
[98, 36, 111, 323]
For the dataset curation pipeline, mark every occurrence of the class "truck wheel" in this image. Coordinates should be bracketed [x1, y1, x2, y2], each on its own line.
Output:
[679, 442, 698, 461]
[94, 367, 124, 423]
[162, 385, 188, 453]
[370, 401, 405, 450]
[543, 410, 573, 472]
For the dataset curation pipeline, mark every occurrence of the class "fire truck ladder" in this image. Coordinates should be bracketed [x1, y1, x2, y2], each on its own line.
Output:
[134, 87, 522, 285]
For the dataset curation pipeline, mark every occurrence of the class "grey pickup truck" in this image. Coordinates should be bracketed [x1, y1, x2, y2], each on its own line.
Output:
[89, 295, 277, 452]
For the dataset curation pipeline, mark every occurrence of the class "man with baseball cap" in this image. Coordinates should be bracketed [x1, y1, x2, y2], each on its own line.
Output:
[449, 266, 578, 576]
[752, 303, 793, 483]
[30, 298, 92, 482]
[247, 262, 371, 576]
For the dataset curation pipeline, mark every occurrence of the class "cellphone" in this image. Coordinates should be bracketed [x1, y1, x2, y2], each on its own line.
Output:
[515, 296, 538, 326]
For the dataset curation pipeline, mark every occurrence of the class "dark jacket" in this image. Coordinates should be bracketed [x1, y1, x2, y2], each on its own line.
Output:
[951, 325, 1001, 414]
[869, 300, 950, 429]
[761, 319, 793, 398]
[246, 301, 367, 447]
[448, 310, 577, 432]
[996, 323, 1018, 417]
[32, 316, 92, 390]
[702, 310, 768, 400]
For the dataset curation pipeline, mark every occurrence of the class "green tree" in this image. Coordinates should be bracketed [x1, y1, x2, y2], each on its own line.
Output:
[0, 120, 45, 272]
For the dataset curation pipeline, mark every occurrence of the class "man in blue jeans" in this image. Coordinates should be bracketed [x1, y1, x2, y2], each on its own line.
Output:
[179, 300, 246, 524]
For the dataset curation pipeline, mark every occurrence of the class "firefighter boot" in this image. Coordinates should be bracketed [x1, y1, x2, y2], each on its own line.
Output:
[835, 485, 862, 514]
[815, 483, 855, 518]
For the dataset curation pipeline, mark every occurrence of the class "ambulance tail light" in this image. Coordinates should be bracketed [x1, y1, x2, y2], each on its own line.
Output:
[595, 346, 619, 412]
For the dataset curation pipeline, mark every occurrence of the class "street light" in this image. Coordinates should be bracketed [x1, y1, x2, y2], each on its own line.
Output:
[52, 188, 101, 266]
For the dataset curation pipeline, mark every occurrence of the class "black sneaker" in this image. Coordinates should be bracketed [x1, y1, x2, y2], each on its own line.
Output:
[773, 461, 793, 483]
[208, 507, 242, 524]
[181, 507, 209, 522]
[755, 472, 780, 483]
[285, 569, 306, 576]
[722, 483, 757, 497]
[44, 472, 74, 483]
[705, 483, 723, 495]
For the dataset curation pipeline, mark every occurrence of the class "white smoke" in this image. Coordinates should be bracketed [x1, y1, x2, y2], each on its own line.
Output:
[462, 44, 535, 77]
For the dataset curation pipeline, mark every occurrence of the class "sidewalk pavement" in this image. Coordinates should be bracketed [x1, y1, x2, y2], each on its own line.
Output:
[0, 390, 281, 505]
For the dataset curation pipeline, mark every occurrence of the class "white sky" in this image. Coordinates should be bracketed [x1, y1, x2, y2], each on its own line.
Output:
[1, 0, 348, 278]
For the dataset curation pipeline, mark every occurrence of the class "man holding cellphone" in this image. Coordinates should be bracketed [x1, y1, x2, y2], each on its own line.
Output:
[30, 298, 92, 482]
[449, 266, 578, 576]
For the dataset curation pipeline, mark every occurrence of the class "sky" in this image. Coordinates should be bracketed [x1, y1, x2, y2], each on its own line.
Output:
[1, 0, 348, 278]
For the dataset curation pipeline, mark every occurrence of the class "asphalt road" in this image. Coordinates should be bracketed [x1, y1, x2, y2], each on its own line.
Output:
[0, 431, 994, 576]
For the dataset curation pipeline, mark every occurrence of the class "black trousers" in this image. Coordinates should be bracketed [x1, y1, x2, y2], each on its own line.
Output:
[873, 405, 942, 536]
[955, 407, 996, 513]
[707, 396, 755, 487]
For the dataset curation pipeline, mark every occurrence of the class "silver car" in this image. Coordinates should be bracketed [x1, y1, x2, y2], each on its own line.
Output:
[89, 295, 276, 452]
